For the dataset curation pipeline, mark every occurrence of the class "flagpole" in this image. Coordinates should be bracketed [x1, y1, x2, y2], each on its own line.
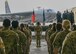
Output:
[43, 8, 45, 26]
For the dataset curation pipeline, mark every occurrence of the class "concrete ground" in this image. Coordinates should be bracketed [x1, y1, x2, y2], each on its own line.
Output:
[29, 39, 48, 54]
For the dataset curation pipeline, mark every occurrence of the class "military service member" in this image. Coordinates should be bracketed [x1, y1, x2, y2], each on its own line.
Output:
[25, 24, 32, 45]
[12, 21, 26, 54]
[56, 11, 62, 23]
[20, 23, 31, 54]
[25, 24, 32, 53]
[69, 11, 74, 25]
[53, 20, 71, 54]
[0, 19, 19, 54]
[61, 31, 76, 54]
[50, 23, 62, 54]
[0, 37, 6, 54]
[45, 24, 52, 42]
[35, 22, 42, 47]
[47, 23, 56, 54]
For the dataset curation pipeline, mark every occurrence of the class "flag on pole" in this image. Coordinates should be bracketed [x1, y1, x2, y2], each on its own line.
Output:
[32, 9, 35, 23]
[43, 9, 45, 25]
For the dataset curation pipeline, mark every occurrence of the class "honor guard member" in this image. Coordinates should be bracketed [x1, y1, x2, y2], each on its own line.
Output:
[50, 23, 62, 54]
[0, 19, 19, 54]
[20, 23, 30, 54]
[35, 22, 42, 47]
[47, 23, 56, 54]
[0, 37, 6, 54]
[61, 30, 76, 54]
[53, 20, 71, 54]
[12, 21, 26, 54]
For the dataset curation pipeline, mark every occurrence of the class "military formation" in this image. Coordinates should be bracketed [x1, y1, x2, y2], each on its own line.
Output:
[0, 14, 76, 54]
[0, 19, 32, 54]
[45, 18, 76, 54]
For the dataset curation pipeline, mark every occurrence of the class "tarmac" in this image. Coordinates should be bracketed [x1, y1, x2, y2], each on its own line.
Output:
[29, 39, 48, 54]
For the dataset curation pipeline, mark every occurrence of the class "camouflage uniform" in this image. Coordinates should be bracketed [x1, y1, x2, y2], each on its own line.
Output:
[0, 29, 19, 54]
[47, 29, 56, 44]
[50, 23, 62, 54]
[45, 28, 50, 41]
[26, 26, 32, 53]
[26, 26, 32, 45]
[24, 28, 31, 54]
[20, 24, 31, 54]
[35, 24, 42, 47]
[0, 37, 6, 54]
[50, 32, 58, 45]
[50, 32, 58, 54]
[45, 28, 50, 53]
[61, 31, 76, 54]
[53, 30, 70, 54]
[45, 24, 52, 41]
[47, 23, 56, 54]
[47, 29, 56, 54]
[12, 29, 26, 54]
[53, 20, 71, 54]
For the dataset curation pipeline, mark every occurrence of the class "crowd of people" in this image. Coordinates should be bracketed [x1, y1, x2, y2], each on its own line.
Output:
[56, 10, 74, 25]
[0, 15, 76, 54]
[45, 19, 76, 54]
[0, 19, 32, 54]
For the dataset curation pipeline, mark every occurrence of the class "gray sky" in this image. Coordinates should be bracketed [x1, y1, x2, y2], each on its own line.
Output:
[0, 0, 76, 14]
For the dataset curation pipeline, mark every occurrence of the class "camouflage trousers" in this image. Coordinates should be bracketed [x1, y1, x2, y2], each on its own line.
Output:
[25, 41, 30, 54]
[47, 43, 51, 54]
[36, 39, 41, 47]
[47, 42, 53, 54]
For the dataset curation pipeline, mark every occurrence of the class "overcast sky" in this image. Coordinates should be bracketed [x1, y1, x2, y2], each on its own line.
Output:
[0, 0, 76, 14]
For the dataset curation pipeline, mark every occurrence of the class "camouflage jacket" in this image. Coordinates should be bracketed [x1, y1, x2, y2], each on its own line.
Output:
[0, 29, 19, 54]
[45, 28, 51, 41]
[53, 30, 70, 49]
[47, 29, 55, 44]
[25, 28, 32, 44]
[50, 31, 58, 45]
[27, 28, 31, 36]
[13, 29, 26, 45]
[35, 26, 42, 39]
[27, 28, 32, 41]
[20, 28, 30, 43]
[13, 29, 26, 54]
[61, 31, 76, 54]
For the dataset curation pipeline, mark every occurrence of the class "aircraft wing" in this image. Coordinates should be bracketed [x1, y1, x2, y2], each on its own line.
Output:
[0, 11, 32, 16]
[0, 11, 33, 24]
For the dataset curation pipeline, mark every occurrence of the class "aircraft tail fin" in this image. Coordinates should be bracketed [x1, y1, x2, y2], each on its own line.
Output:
[5, 0, 11, 13]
